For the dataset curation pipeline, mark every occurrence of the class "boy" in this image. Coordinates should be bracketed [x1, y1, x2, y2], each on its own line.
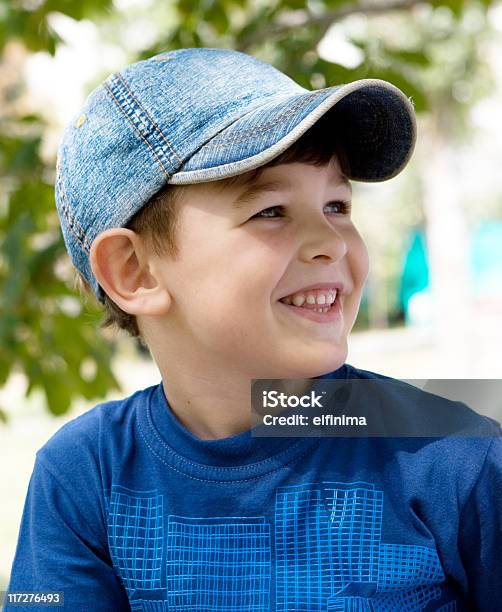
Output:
[6, 47, 502, 611]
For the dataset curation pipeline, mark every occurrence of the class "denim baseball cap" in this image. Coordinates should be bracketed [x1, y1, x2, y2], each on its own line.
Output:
[55, 47, 417, 304]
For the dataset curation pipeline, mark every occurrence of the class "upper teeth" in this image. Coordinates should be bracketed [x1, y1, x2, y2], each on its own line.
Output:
[282, 290, 337, 307]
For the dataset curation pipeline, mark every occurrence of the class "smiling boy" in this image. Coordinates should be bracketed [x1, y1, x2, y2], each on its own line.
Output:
[6, 48, 502, 611]
[91, 152, 367, 440]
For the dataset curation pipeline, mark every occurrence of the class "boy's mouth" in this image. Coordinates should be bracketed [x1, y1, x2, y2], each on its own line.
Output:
[278, 288, 339, 314]
[277, 293, 342, 323]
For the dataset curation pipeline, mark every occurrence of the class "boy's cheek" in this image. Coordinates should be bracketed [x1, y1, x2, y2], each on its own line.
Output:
[348, 235, 370, 283]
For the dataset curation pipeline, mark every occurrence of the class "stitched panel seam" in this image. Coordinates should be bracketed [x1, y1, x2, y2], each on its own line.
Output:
[104, 80, 172, 178]
[104, 76, 180, 178]
[145, 397, 307, 472]
[115, 73, 182, 164]
[56, 168, 92, 253]
[137, 413, 321, 483]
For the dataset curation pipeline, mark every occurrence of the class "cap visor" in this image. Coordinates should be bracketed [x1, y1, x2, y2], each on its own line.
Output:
[169, 78, 417, 185]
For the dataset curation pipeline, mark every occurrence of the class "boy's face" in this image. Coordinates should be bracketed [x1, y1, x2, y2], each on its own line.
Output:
[145, 155, 369, 380]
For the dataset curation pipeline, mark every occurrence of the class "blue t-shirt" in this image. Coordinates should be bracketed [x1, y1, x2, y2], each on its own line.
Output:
[6, 363, 502, 611]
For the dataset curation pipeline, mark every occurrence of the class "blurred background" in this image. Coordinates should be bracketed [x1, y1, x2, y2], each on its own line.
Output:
[1, 0, 502, 589]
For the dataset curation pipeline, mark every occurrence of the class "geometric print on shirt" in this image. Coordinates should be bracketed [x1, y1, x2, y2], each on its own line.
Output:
[104, 481, 456, 611]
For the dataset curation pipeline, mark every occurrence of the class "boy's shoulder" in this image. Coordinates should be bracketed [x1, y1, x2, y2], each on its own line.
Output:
[36, 383, 159, 469]
[344, 363, 502, 511]
[344, 362, 502, 438]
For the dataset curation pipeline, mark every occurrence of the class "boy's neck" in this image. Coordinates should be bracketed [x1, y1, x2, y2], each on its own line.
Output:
[161, 377, 314, 441]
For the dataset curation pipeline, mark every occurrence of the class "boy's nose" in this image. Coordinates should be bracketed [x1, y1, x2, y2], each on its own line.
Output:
[297, 221, 348, 263]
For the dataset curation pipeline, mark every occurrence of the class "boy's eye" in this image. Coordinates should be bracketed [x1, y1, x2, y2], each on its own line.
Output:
[249, 201, 352, 220]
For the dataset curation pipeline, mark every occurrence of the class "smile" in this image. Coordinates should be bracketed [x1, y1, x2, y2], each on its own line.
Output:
[278, 294, 342, 324]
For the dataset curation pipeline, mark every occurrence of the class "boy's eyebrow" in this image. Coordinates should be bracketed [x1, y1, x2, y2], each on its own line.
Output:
[231, 175, 352, 209]
[232, 179, 292, 209]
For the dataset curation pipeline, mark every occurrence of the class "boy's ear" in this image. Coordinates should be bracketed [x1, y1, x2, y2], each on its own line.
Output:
[89, 228, 170, 315]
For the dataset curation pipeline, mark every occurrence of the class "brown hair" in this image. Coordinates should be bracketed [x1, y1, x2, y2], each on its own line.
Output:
[75, 111, 351, 341]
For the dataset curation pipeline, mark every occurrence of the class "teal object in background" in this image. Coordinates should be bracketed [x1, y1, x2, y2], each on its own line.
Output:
[398, 228, 430, 321]
[469, 221, 502, 297]
[398, 221, 502, 325]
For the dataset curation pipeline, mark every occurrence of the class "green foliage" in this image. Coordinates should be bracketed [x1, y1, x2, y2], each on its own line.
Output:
[0, 113, 120, 421]
[0, 0, 497, 418]
[0, 0, 113, 55]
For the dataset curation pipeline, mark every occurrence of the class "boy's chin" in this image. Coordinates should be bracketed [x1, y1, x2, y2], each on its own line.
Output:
[279, 350, 348, 379]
